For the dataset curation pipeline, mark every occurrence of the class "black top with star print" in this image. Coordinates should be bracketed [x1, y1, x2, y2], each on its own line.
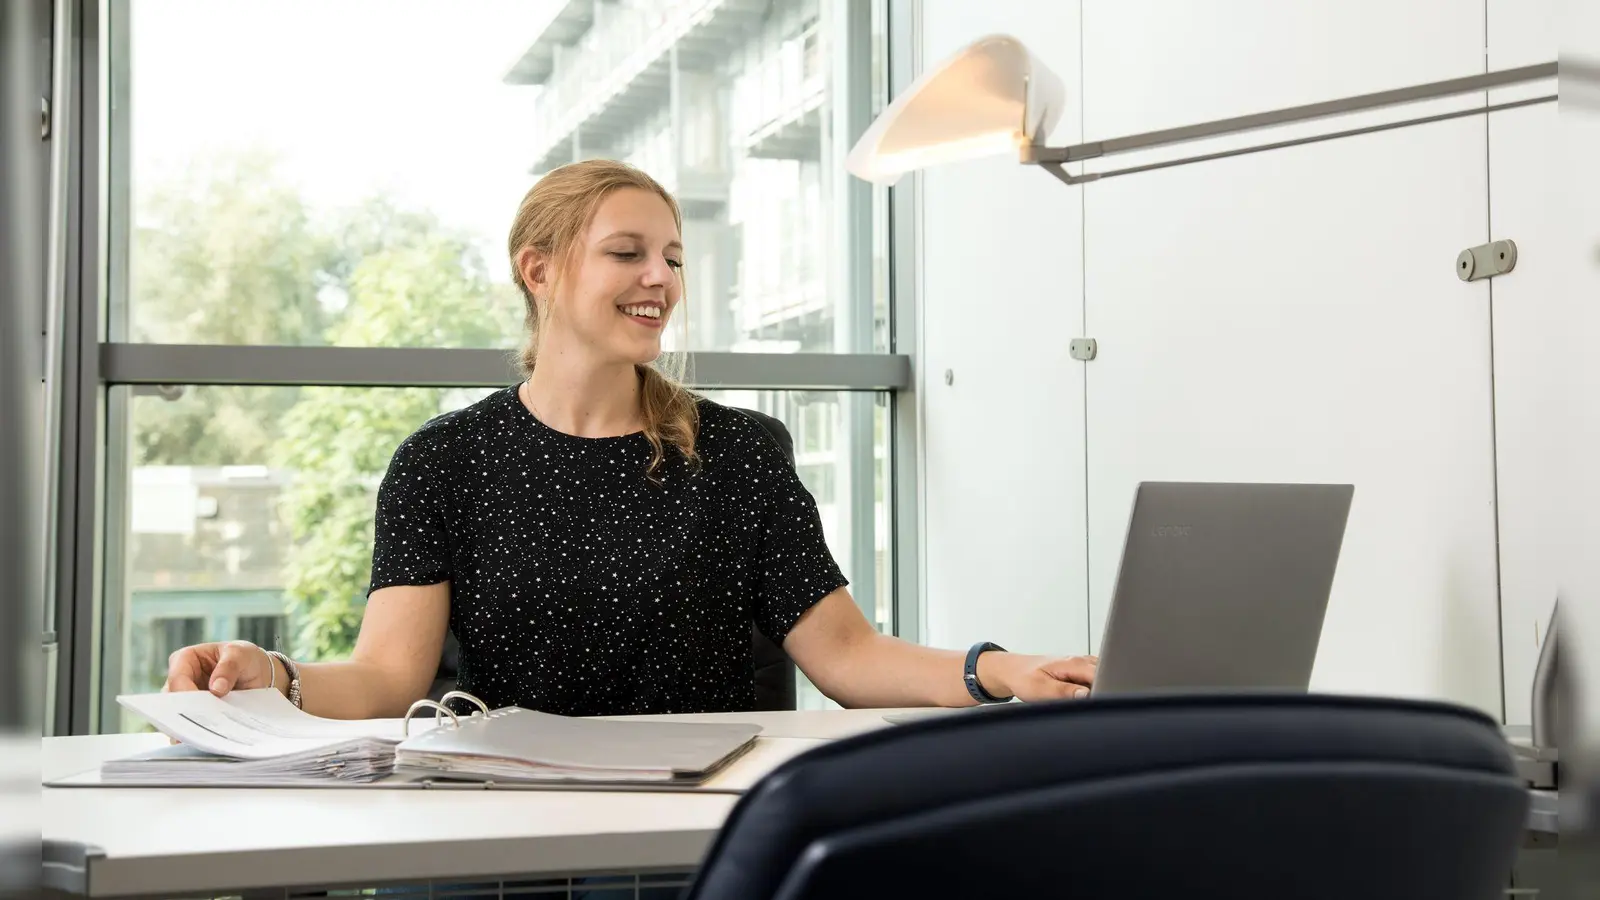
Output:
[366, 385, 849, 717]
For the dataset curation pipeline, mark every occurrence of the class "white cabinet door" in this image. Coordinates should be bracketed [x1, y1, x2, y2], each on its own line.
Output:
[1083, 117, 1503, 715]
[1483, 0, 1562, 727]
[1488, 0, 1558, 72]
[919, 1, 1091, 656]
[1487, 101, 1561, 727]
[1082, 0, 1486, 148]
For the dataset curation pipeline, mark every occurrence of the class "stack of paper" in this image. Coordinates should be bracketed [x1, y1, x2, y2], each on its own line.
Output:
[105, 689, 437, 785]
[100, 738, 398, 784]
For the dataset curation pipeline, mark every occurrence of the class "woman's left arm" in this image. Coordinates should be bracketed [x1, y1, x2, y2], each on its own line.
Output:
[782, 588, 1098, 708]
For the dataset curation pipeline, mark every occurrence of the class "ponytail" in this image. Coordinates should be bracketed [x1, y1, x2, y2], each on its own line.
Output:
[636, 363, 700, 482]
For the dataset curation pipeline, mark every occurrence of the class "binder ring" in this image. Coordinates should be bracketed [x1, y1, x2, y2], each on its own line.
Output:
[401, 691, 491, 736]
[402, 699, 458, 737]
[438, 690, 490, 718]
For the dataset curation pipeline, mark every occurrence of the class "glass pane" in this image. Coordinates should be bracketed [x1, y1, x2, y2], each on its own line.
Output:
[105, 384, 889, 729]
[109, 384, 497, 732]
[697, 390, 891, 712]
[112, 0, 888, 354]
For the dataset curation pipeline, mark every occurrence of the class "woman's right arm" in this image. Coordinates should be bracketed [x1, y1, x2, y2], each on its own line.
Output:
[164, 582, 450, 720]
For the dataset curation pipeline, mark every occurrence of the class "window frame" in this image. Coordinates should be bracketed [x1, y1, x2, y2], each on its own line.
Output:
[49, 0, 923, 735]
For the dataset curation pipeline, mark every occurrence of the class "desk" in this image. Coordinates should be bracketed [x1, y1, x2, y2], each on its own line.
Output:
[41, 709, 910, 899]
[40, 708, 1563, 899]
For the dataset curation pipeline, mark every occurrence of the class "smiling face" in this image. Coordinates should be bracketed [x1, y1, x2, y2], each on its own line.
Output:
[531, 187, 685, 368]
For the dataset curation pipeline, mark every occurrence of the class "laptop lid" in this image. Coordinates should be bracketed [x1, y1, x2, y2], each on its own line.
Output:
[1091, 482, 1354, 697]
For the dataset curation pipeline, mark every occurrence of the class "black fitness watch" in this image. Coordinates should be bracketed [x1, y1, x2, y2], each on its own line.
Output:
[964, 641, 1013, 704]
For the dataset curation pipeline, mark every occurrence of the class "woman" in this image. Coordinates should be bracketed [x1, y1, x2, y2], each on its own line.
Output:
[164, 159, 1097, 718]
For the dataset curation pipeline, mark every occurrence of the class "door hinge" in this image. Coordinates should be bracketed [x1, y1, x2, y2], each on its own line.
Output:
[41, 96, 50, 139]
[1070, 338, 1098, 361]
[1456, 239, 1517, 282]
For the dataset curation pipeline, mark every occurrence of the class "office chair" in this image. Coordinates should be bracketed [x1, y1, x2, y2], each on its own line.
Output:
[427, 406, 799, 712]
[683, 693, 1531, 900]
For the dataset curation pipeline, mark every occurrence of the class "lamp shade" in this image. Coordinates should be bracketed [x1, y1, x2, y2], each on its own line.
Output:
[845, 34, 1065, 185]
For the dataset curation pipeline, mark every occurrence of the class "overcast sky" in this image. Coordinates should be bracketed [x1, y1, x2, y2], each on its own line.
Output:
[130, 0, 564, 275]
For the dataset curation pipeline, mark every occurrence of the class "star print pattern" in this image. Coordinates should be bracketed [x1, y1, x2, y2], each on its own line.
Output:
[367, 385, 849, 717]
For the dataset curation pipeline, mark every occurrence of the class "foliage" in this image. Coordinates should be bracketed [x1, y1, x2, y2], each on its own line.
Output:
[131, 149, 333, 347]
[130, 150, 333, 466]
[272, 209, 518, 658]
[133, 150, 524, 659]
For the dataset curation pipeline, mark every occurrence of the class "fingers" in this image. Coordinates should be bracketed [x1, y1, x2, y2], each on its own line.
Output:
[208, 643, 250, 696]
[163, 641, 268, 699]
[1026, 675, 1089, 700]
[1040, 655, 1098, 688]
[164, 647, 205, 693]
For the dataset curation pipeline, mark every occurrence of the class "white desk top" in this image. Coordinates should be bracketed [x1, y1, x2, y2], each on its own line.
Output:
[41, 708, 911, 898]
[39, 706, 1563, 898]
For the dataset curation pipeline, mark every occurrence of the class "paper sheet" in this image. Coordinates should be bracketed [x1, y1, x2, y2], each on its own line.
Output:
[116, 689, 436, 760]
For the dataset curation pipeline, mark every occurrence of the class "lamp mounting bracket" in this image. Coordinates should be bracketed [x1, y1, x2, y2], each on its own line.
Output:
[1457, 240, 1519, 282]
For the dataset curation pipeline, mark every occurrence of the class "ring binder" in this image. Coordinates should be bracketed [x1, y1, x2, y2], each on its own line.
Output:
[391, 701, 765, 787]
[87, 687, 772, 792]
[402, 690, 491, 737]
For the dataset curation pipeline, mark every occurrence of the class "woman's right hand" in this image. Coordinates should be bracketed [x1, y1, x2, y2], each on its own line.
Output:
[164, 640, 276, 696]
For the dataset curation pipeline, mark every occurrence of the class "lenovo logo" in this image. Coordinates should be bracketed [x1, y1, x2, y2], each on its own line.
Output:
[1151, 525, 1192, 538]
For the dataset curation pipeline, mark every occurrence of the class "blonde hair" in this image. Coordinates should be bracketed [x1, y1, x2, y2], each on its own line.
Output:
[507, 159, 699, 481]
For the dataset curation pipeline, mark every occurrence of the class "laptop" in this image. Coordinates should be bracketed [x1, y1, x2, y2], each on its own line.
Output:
[1506, 598, 1560, 788]
[1089, 481, 1353, 697]
[885, 481, 1353, 724]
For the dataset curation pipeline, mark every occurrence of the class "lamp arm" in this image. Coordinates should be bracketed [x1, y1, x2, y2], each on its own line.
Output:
[1033, 160, 1099, 188]
[1017, 62, 1556, 187]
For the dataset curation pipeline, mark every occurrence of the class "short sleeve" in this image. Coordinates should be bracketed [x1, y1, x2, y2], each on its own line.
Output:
[368, 432, 454, 595]
[752, 448, 850, 645]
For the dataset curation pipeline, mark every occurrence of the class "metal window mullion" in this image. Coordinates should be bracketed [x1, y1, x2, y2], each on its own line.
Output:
[886, 0, 922, 646]
[99, 344, 911, 391]
[827, 0, 880, 630]
[41, 0, 77, 736]
[89, 0, 131, 737]
[59, 0, 110, 737]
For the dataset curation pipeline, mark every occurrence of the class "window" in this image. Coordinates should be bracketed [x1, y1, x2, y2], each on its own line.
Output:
[61, 0, 910, 734]
[237, 616, 289, 653]
[104, 386, 889, 720]
[114, 0, 890, 355]
[128, 617, 203, 701]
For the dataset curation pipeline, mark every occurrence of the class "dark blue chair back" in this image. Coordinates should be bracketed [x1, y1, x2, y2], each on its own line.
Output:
[684, 693, 1530, 900]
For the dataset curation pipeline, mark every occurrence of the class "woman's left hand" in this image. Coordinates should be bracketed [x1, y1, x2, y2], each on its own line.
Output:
[980, 653, 1099, 703]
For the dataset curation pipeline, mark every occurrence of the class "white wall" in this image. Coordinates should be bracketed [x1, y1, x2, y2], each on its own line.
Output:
[918, 0, 1564, 719]
[1555, 0, 1600, 740]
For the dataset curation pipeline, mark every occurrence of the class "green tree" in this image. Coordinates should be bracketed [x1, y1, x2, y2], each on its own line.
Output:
[132, 148, 524, 661]
[131, 150, 334, 466]
[132, 149, 332, 347]
[273, 209, 523, 659]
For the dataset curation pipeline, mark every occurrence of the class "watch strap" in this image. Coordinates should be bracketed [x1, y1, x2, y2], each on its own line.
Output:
[964, 641, 1013, 703]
